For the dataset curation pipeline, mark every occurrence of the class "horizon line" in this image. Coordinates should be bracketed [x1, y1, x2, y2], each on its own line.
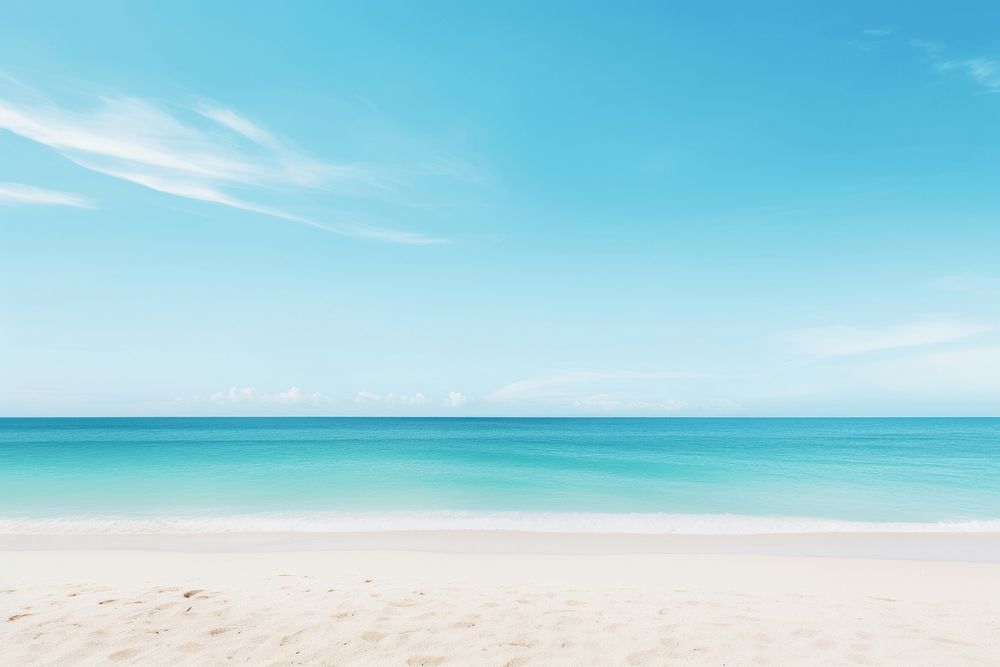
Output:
[2, 415, 999, 420]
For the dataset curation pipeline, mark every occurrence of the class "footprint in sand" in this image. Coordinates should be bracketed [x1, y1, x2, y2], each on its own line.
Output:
[362, 630, 385, 642]
[108, 648, 139, 661]
[627, 648, 661, 665]
[390, 598, 419, 607]
[406, 657, 444, 667]
[930, 636, 974, 646]
[280, 629, 306, 647]
[502, 658, 530, 667]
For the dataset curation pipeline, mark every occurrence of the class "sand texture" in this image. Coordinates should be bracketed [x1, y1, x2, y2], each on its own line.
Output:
[3, 548, 1000, 665]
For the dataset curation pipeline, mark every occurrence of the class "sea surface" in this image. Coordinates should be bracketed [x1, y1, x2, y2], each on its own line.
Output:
[1, 418, 999, 534]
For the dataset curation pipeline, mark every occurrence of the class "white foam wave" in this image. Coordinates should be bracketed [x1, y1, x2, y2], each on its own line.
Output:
[2, 512, 1000, 536]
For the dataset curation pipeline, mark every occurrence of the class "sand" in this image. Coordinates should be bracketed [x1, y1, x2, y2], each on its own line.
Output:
[3, 534, 1000, 665]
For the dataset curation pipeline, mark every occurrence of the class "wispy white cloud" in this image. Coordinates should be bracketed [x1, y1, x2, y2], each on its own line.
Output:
[443, 391, 468, 408]
[904, 39, 1000, 93]
[354, 390, 381, 405]
[269, 386, 328, 406]
[417, 157, 487, 184]
[195, 104, 278, 148]
[569, 394, 692, 413]
[786, 317, 993, 358]
[850, 26, 897, 52]
[866, 345, 1000, 395]
[0, 182, 92, 208]
[0, 85, 446, 244]
[935, 58, 1000, 92]
[858, 35, 1000, 93]
[488, 370, 701, 403]
[206, 386, 331, 406]
[485, 370, 715, 415]
[210, 386, 258, 404]
[863, 27, 896, 37]
[354, 391, 431, 406]
[385, 392, 430, 406]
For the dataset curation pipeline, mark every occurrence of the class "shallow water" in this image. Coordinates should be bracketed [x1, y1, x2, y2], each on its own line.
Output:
[2, 418, 998, 533]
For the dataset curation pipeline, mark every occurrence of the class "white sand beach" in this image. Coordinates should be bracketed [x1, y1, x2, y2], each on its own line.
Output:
[3, 533, 1000, 665]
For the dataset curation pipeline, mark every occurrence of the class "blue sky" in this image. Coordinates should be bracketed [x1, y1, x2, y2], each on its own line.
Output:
[2, 0, 1000, 416]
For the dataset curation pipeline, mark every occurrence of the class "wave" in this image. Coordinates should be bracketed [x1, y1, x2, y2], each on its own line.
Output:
[2, 511, 1000, 535]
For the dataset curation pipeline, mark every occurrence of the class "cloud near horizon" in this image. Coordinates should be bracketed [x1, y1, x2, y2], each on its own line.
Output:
[354, 391, 431, 407]
[204, 386, 332, 406]
[443, 391, 469, 408]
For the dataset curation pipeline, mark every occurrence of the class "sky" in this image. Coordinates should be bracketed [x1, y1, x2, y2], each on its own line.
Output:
[2, 0, 1000, 416]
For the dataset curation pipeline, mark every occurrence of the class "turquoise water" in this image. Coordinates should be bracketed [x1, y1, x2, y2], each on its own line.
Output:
[1, 418, 999, 533]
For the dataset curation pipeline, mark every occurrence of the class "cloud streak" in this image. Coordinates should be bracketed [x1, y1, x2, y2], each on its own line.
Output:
[905, 39, 1000, 93]
[0, 182, 92, 208]
[863, 27, 896, 37]
[0, 85, 446, 244]
[786, 318, 993, 358]
[866, 345, 1000, 395]
[935, 58, 1000, 92]
[195, 104, 278, 148]
[931, 275, 1000, 295]
[488, 370, 702, 402]
[568, 394, 692, 413]
[484, 370, 710, 414]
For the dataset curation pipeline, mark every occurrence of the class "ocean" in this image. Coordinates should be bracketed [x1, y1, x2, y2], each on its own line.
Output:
[2, 417, 999, 534]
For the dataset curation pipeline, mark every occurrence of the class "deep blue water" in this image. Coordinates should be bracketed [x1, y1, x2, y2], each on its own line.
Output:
[1, 418, 998, 533]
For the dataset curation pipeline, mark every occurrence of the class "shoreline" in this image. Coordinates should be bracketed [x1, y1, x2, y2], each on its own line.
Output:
[5, 511, 999, 535]
[4, 529, 1000, 561]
